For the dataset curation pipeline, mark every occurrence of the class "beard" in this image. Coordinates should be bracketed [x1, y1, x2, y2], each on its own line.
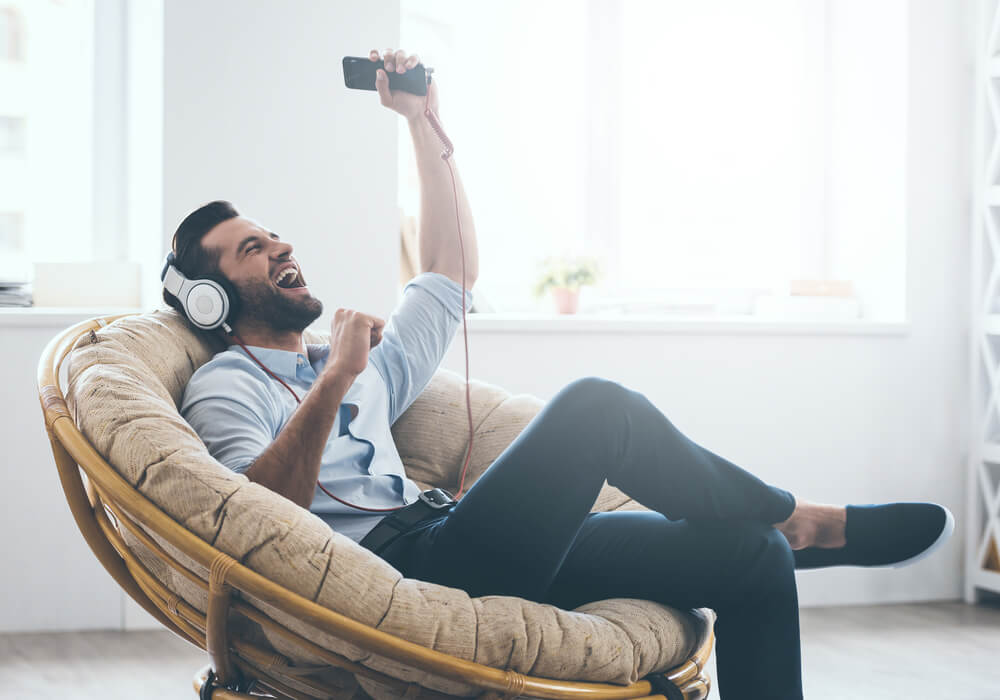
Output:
[233, 277, 323, 333]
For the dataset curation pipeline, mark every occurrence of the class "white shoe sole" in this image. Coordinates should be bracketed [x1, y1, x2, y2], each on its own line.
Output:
[889, 504, 955, 569]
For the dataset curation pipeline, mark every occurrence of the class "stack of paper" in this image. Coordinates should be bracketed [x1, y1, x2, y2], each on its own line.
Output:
[0, 282, 32, 306]
[753, 279, 860, 320]
[0, 256, 34, 307]
[753, 294, 861, 320]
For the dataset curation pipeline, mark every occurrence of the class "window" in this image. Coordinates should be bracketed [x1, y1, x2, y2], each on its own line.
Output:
[0, 0, 163, 308]
[618, 1, 819, 291]
[0, 6, 24, 62]
[399, 0, 907, 321]
[0, 116, 25, 154]
[0, 1, 97, 268]
[0, 210, 23, 252]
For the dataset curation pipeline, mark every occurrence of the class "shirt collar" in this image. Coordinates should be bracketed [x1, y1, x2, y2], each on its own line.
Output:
[228, 343, 326, 379]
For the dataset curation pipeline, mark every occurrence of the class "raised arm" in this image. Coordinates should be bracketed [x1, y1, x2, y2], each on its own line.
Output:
[371, 47, 479, 287]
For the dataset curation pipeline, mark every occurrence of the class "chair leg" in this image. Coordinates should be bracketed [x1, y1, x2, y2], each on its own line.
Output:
[193, 664, 262, 699]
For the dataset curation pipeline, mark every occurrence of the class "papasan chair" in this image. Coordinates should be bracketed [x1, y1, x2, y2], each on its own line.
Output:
[37, 310, 716, 699]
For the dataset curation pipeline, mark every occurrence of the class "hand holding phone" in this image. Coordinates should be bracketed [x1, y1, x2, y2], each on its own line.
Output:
[343, 56, 428, 96]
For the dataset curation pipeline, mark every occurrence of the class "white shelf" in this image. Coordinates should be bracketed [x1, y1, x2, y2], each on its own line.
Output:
[968, 0, 1000, 601]
[983, 315, 1000, 335]
[987, 185, 1000, 206]
[980, 441, 1000, 464]
[971, 568, 1000, 592]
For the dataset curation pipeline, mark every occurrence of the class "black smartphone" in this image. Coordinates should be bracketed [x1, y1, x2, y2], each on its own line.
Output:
[342, 56, 428, 96]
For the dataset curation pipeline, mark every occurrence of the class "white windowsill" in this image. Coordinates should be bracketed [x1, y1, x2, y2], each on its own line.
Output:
[0, 307, 910, 337]
[465, 313, 910, 336]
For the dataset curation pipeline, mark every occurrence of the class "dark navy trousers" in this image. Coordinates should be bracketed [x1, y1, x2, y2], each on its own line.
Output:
[379, 376, 804, 700]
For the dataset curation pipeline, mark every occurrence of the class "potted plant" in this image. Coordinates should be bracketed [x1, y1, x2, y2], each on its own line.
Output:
[532, 254, 602, 314]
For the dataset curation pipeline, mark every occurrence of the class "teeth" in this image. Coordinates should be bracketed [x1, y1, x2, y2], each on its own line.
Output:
[275, 268, 297, 286]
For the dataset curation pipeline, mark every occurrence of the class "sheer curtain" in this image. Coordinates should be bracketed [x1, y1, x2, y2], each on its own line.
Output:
[619, 0, 818, 293]
[400, 1, 862, 315]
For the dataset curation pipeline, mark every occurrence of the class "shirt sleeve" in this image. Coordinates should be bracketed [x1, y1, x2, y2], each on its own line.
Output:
[369, 271, 474, 425]
[180, 366, 280, 475]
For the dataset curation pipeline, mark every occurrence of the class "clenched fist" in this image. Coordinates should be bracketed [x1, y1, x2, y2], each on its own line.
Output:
[326, 308, 385, 377]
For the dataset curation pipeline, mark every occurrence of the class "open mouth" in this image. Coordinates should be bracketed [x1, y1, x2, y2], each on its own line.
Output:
[273, 264, 308, 292]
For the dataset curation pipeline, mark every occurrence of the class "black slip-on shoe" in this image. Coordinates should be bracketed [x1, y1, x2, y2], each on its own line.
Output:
[792, 502, 954, 570]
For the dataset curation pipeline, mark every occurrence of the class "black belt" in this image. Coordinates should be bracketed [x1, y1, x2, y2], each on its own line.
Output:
[358, 488, 457, 555]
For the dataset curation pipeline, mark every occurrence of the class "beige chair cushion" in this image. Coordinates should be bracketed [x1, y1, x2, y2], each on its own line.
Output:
[65, 310, 709, 697]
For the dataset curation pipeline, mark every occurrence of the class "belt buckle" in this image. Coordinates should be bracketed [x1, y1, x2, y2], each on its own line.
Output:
[418, 487, 456, 510]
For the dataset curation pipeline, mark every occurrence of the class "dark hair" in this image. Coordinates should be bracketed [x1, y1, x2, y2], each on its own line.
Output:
[162, 200, 239, 314]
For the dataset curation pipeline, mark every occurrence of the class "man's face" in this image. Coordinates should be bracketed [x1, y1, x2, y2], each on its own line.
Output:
[202, 216, 323, 332]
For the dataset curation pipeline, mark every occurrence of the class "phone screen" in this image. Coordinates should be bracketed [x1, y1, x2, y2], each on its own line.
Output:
[342, 56, 428, 96]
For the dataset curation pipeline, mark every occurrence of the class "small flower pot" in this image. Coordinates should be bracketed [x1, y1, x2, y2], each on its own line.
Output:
[551, 286, 580, 314]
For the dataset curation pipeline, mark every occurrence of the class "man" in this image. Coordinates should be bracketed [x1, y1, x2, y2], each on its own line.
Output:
[173, 49, 953, 700]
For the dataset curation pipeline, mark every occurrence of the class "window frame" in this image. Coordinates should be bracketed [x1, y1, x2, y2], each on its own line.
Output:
[0, 0, 163, 309]
[93, 0, 128, 261]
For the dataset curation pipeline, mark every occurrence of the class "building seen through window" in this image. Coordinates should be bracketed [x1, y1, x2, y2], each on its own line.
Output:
[0, 6, 25, 63]
[0, 1, 95, 268]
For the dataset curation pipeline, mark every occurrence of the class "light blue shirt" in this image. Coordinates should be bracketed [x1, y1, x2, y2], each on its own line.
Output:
[180, 272, 474, 543]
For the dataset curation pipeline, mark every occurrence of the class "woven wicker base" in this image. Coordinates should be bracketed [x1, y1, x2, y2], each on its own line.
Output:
[39, 316, 715, 700]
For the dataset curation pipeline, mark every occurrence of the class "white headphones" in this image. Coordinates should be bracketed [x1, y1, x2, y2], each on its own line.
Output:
[160, 251, 236, 331]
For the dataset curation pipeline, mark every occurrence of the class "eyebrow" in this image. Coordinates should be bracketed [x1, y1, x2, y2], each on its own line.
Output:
[236, 231, 280, 255]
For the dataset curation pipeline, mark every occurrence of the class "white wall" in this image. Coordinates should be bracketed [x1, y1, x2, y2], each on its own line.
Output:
[162, 0, 404, 327]
[0, 319, 123, 632]
[1, 0, 404, 633]
[0, 0, 973, 632]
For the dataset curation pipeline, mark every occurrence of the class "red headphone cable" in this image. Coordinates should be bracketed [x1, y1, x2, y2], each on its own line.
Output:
[222, 73, 474, 512]
[227, 330, 404, 513]
[423, 74, 475, 499]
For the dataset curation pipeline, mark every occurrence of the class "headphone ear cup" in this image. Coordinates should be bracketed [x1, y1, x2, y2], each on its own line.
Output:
[202, 273, 241, 325]
[183, 279, 229, 329]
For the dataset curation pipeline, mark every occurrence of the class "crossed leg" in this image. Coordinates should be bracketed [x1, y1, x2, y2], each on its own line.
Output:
[380, 376, 806, 699]
[545, 512, 803, 700]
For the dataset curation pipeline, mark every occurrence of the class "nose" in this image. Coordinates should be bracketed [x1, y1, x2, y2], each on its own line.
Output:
[272, 239, 294, 258]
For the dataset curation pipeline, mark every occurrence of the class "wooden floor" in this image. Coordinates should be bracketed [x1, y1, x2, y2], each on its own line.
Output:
[2, 601, 999, 699]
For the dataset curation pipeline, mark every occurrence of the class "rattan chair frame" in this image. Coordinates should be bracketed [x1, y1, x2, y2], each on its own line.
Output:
[37, 315, 715, 700]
